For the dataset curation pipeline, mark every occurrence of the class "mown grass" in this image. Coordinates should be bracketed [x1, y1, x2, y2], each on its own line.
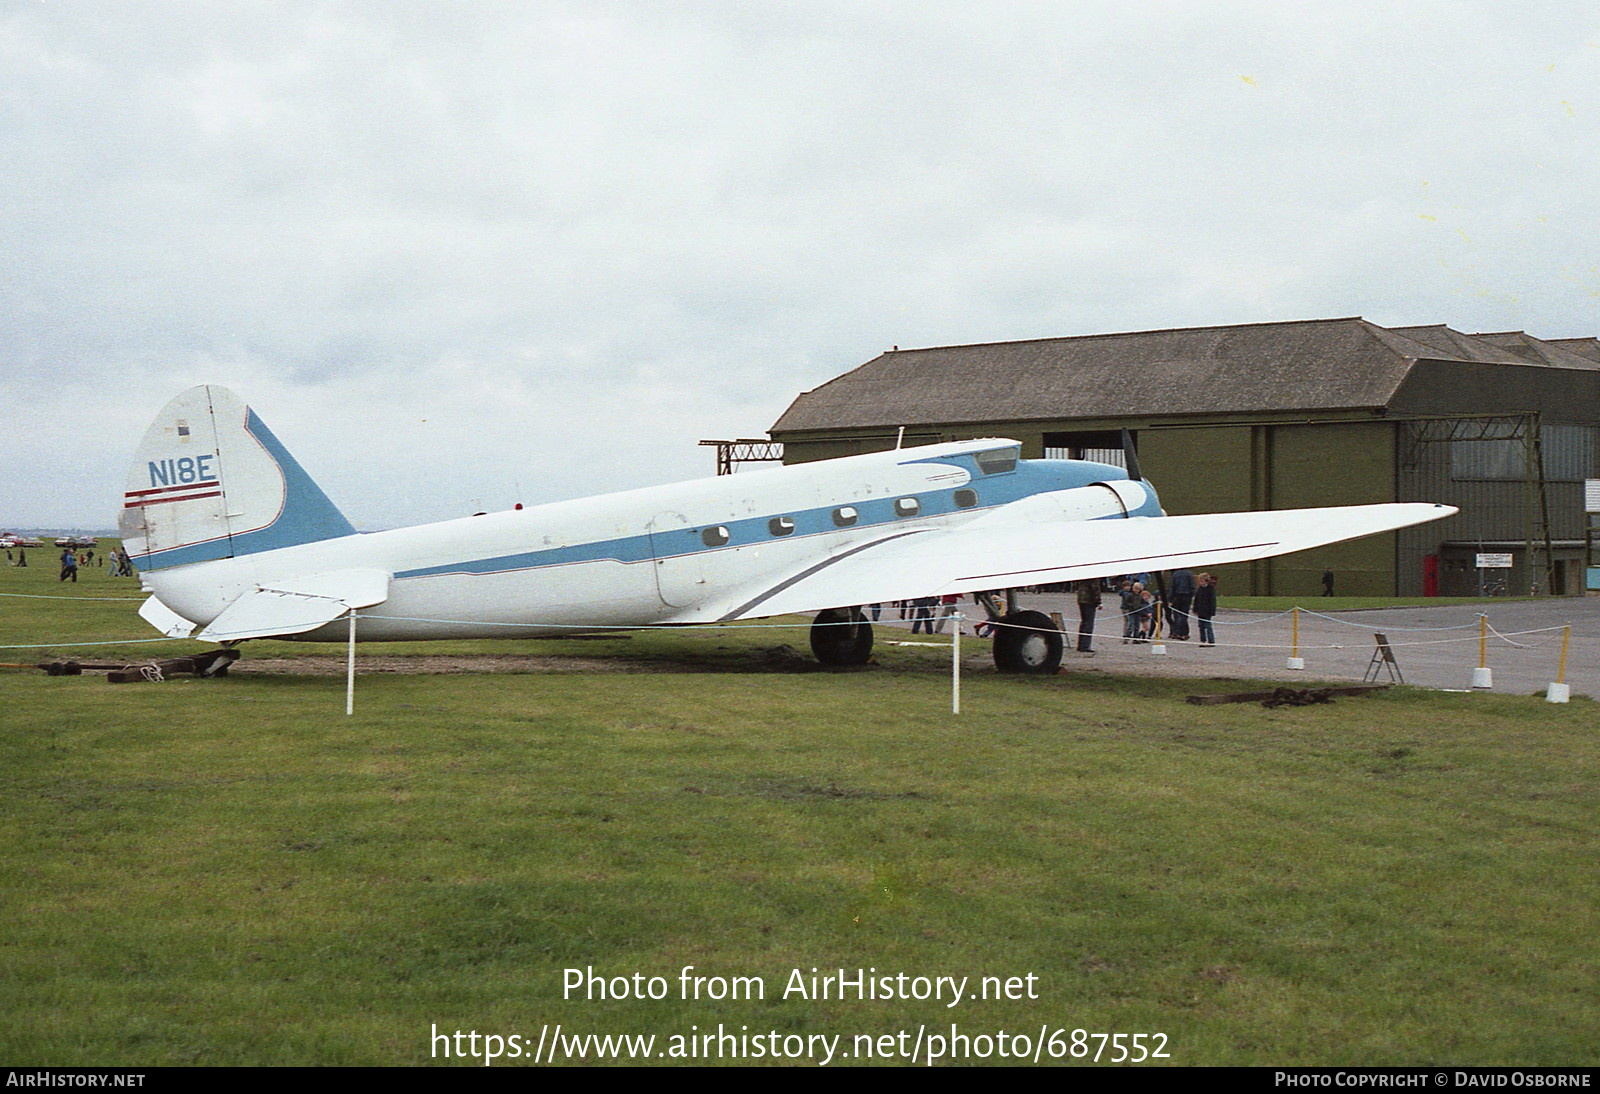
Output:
[1, 554, 1597, 1066]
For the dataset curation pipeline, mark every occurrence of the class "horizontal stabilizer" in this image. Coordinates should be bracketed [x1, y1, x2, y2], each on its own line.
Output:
[139, 596, 198, 639]
[196, 569, 390, 642]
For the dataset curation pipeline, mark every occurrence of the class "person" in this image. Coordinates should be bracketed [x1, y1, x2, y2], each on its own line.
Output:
[934, 593, 962, 634]
[1136, 587, 1157, 641]
[17, 547, 26, 567]
[910, 596, 936, 635]
[1321, 568, 1335, 597]
[1074, 579, 1102, 652]
[1119, 580, 1143, 643]
[971, 594, 996, 638]
[1194, 573, 1218, 646]
[1167, 568, 1195, 640]
[59, 548, 78, 583]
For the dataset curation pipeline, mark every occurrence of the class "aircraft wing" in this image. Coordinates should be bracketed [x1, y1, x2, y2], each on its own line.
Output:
[195, 569, 391, 642]
[705, 502, 1456, 622]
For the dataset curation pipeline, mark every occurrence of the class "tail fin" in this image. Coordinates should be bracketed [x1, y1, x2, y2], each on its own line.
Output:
[119, 385, 356, 571]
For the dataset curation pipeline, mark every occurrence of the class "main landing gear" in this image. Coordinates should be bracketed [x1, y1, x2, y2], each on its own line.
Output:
[990, 610, 1063, 674]
[973, 591, 1063, 675]
[809, 607, 874, 666]
[808, 597, 1065, 674]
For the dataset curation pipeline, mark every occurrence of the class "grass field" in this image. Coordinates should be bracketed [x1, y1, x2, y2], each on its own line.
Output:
[2, 552, 1597, 1066]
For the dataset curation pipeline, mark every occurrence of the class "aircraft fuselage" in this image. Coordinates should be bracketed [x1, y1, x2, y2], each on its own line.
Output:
[139, 442, 1153, 641]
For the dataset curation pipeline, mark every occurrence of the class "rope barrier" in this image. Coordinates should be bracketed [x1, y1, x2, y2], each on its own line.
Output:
[0, 612, 950, 651]
[1189, 607, 1486, 632]
[1292, 607, 1485, 632]
[0, 592, 146, 602]
[0, 636, 191, 651]
[1484, 620, 1572, 649]
[1, 609, 1589, 653]
[1113, 627, 1585, 654]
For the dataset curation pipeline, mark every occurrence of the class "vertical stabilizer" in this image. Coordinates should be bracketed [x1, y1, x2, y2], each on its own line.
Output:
[119, 386, 356, 571]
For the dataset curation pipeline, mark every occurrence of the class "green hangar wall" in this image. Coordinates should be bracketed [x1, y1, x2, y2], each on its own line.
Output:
[1138, 418, 1396, 597]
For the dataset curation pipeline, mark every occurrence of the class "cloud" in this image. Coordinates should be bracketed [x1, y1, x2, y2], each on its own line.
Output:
[3, 1, 1598, 528]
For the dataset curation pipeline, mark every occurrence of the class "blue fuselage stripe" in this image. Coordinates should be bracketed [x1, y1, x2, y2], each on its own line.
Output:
[392, 458, 1156, 581]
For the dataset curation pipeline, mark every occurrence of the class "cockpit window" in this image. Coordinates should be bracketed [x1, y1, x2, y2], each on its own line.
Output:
[974, 446, 1019, 476]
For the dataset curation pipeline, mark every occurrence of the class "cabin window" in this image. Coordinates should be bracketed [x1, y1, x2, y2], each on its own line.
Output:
[894, 497, 920, 517]
[832, 506, 858, 527]
[701, 526, 730, 547]
[768, 516, 796, 537]
[954, 488, 979, 509]
[974, 446, 1019, 476]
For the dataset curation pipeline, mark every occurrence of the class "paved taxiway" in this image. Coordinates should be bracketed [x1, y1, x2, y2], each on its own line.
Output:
[879, 595, 1600, 697]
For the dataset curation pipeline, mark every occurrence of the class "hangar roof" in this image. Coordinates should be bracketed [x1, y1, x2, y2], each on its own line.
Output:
[1543, 337, 1600, 363]
[771, 317, 1600, 434]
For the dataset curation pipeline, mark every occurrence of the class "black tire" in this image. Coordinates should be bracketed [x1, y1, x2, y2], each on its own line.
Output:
[810, 607, 874, 666]
[993, 610, 1063, 674]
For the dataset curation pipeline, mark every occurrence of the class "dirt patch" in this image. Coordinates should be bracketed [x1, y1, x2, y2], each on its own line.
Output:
[1039, 649, 1366, 686]
[231, 646, 828, 677]
[233, 654, 701, 677]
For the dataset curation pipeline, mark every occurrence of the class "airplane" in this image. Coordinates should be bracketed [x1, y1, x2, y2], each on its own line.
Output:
[120, 385, 1456, 674]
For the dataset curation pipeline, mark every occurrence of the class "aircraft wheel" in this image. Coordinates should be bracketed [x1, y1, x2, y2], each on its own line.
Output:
[810, 607, 874, 666]
[993, 610, 1063, 674]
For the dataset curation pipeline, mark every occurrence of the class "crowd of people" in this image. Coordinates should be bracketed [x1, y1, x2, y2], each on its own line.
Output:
[1073, 569, 1218, 653]
[7, 545, 135, 580]
[870, 570, 1221, 654]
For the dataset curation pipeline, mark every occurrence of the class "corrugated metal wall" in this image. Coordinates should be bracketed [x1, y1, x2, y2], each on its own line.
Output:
[1395, 420, 1594, 595]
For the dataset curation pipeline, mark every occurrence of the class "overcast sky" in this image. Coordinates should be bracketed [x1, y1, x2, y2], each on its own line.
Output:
[4, 1, 1598, 530]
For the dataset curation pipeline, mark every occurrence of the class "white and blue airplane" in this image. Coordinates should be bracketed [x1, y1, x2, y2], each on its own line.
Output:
[121, 386, 1455, 673]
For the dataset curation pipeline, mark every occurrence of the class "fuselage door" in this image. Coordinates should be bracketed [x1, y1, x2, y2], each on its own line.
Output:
[647, 511, 708, 608]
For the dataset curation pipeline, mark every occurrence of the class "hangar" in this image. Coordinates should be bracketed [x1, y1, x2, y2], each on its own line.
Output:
[769, 318, 1600, 597]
